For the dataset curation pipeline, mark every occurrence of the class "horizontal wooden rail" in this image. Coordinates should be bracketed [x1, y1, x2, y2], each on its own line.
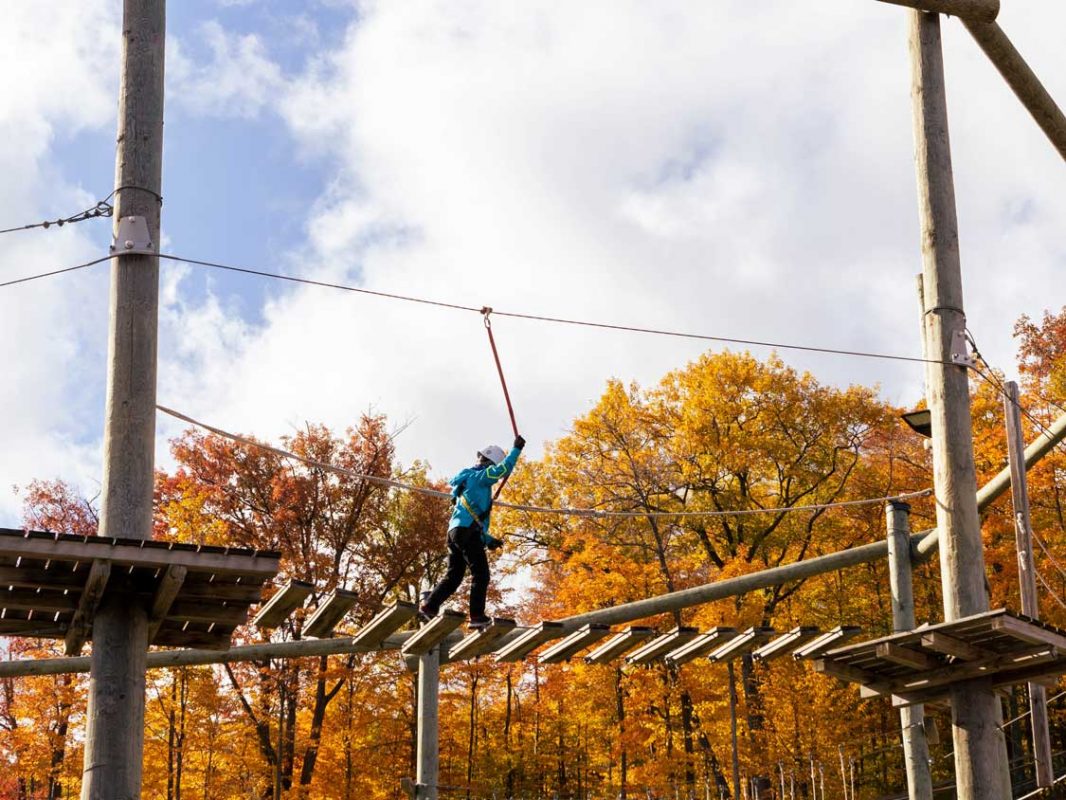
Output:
[876, 0, 998, 23]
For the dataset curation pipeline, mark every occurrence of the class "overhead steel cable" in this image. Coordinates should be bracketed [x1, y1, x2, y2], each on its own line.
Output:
[157, 252, 950, 367]
[157, 404, 931, 520]
[0, 255, 112, 289]
[0, 185, 162, 237]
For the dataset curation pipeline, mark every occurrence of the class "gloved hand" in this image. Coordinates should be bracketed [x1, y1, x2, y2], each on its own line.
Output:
[514, 434, 526, 450]
[486, 536, 503, 551]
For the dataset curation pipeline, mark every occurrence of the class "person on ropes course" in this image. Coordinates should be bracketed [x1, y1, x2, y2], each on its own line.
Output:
[419, 434, 526, 629]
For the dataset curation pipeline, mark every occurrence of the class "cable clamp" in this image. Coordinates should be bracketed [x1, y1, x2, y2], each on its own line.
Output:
[110, 216, 155, 256]
[481, 306, 493, 327]
[950, 330, 976, 368]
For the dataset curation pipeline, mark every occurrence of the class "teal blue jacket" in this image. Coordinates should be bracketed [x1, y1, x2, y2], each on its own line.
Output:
[449, 447, 521, 541]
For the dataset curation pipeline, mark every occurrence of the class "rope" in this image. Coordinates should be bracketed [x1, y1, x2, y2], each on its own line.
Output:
[157, 405, 931, 519]
[157, 252, 950, 367]
[482, 307, 519, 502]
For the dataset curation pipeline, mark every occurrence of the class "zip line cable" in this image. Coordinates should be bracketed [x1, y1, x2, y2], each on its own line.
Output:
[156, 252, 949, 367]
[156, 405, 931, 519]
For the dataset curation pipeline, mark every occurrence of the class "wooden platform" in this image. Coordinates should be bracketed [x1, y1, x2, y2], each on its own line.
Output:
[0, 528, 280, 652]
[813, 609, 1066, 707]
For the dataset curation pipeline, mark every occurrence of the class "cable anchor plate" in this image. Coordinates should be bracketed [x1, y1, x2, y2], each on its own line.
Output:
[110, 216, 155, 256]
[950, 329, 976, 368]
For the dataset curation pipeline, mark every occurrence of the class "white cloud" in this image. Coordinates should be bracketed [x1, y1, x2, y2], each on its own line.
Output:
[0, 1, 120, 523]
[168, 21, 285, 118]
[159, 1, 1066, 484]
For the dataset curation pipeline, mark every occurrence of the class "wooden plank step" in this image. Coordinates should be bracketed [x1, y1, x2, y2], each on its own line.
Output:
[708, 627, 775, 662]
[585, 627, 659, 664]
[793, 626, 862, 660]
[539, 624, 611, 664]
[753, 626, 822, 662]
[494, 621, 564, 663]
[401, 610, 466, 656]
[627, 627, 700, 665]
[449, 618, 517, 661]
[304, 588, 359, 638]
[252, 580, 313, 629]
[664, 627, 738, 666]
[351, 601, 417, 649]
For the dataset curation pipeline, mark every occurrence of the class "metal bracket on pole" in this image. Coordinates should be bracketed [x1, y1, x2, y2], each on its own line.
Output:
[950, 330, 976, 368]
[109, 216, 155, 256]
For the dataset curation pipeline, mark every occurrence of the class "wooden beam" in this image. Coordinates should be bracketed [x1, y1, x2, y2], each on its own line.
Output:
[0, 565, 83, 589]
[147, 565, 187, 643]
[868, 645, 1059, 696]
[252, 579, 313, 629]
[812, 658, 881, 687]
[921, 631, 991, 661]
[991, 615, 1066, 649]
[350, 601, 417, 649]
[167, 600, 248, 626]
[0, 534, 279, 577]
[448, 618, 516, 661]
[63, 560, 110, 656]
[494, 621, 565, 663]
[304, 589, 359, 638]
[875, 0, 998, 22]
[962, 20, 1066, 163]
[0, 587, 78, 612]
[877, 642, 942, 670]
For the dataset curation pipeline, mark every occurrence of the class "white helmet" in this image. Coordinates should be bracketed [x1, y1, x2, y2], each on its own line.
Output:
[478, 444, 506, 465]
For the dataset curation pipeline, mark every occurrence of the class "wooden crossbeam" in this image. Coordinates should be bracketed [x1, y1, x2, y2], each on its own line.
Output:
[351, 601, 417, 649]
[539, 624, 611, 664]
[494, 621, 565, 663]
[861, 645, 1060, 699]
[708, 627, 775, 662]
[753, 626, 821, 663]
[304, 589, 359, 638]
[812, 658, 880, 687]
[0, 587, 77, 612]
[793, 626, 863, 660]
[876, 642, 941, 671]
[252, 579, 313, 629]
[0, 565, 83, 589]
[665, 627, 738, 666]
[64, 560, 111, 656]
[401, 610, 465, 656]
[449, 618, 517, 661]
[585, 627, 659, 665]
[147, 565, 187, 643]
[991, 616, 1066, 650]
[920, 631, 991, 661]
[874, 0, 998, 22]
[626, 627, 699, 665]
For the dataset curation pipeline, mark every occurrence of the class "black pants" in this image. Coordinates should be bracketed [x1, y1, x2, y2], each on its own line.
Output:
[423, 525, 490, 618]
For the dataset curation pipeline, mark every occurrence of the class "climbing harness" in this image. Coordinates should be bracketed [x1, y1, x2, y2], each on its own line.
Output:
[482, 307, 519, 502]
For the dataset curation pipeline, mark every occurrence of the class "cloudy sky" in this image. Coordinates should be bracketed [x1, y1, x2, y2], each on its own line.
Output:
[0, 0, 1063, 527]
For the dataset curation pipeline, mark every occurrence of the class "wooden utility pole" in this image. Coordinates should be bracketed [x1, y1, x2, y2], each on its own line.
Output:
[83, 1, 165, 798]
[908, 10, 1011, 799]
[886, 501, 933, 800]
[416, 648, 441, 800]
[1003, 381, 1054, 789]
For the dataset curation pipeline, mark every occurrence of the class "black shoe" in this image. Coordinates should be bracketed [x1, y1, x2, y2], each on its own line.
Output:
[417, 605, 434, 624]
[468, 616, 492, 630]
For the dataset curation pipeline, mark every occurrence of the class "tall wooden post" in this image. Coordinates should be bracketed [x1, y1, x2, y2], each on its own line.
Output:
[83, 1, 165, 798]
[728, 662, 740, 800]
[416, 648, 441, 799]
[1003, 381, 1054, 788]
[886, 501, 934, 800]
[908, 10, 1011, 799]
